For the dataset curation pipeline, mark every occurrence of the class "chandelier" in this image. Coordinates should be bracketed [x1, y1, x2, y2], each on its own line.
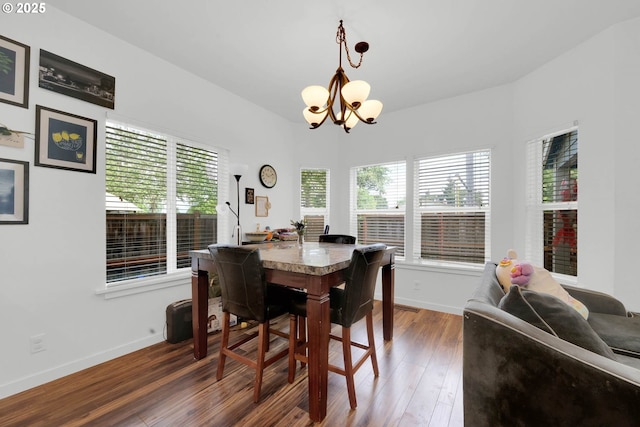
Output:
[301, 20, 383, 133]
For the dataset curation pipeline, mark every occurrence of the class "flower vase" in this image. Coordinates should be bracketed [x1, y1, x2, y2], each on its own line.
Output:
[297, 232, 304, 245]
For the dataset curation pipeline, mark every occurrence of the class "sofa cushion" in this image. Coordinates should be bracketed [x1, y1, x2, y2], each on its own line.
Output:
[588, 312, 640, 358]
[499, 285, 616, 359]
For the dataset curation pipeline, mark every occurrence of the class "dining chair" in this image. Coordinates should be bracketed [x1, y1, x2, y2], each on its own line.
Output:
[288, 243, 387, 409]
[208, 244, 304, 403]
[318, 234, 356, 244]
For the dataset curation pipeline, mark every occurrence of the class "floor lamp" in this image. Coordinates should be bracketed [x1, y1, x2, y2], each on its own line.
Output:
[229, 163, 248, 245]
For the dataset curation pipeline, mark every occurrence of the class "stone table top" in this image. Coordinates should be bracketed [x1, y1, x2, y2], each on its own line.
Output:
[190, 242, 358, 275]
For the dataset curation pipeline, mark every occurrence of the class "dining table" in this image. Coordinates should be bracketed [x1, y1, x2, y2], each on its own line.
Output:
[189, 241, 396, 422]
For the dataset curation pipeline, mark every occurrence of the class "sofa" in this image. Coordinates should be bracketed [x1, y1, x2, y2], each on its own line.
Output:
[463, 262, 640, 427]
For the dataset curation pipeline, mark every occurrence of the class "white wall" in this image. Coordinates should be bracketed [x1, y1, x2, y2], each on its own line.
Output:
[0, 8, 297, 398]
[612, 18, 640, 307]
[513, 16, 640, 312]
[3, 7, 640, 399]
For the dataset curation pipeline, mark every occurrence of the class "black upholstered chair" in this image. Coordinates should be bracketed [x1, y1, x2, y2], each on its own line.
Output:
[208, 244, 303, 403]
[318, 234, 356, 244]
[288, 243, 387, 409]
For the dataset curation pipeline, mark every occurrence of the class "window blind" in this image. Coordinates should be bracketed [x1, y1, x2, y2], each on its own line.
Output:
[175, 143, 219, 268]
[301, 168, 329, 242]
[414, 150, 490, 264]
[351, 161, 406, 256]
[106, 125, 167, 282]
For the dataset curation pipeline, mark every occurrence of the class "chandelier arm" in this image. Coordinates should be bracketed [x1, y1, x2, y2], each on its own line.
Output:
[308, 109, 332, 129]
[348, 107, 377, 125]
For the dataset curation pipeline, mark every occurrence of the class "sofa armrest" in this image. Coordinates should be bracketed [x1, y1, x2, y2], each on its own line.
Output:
[463, 302, 640, 426]
[562, 284, 628, 316]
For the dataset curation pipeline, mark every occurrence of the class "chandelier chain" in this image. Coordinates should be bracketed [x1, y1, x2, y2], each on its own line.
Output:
[336, 21, 364, 69]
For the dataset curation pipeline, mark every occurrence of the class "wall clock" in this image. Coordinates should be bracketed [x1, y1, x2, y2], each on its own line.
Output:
[259, 164, 277, 188]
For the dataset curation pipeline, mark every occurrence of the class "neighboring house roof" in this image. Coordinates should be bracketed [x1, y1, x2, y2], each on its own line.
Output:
[106, 192, 139, 212]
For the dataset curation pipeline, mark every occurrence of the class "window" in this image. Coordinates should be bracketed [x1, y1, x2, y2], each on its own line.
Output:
[414, 150, 490, 264]
[350, 161, 406, 256]
[526, 129, 578, 276]
[300, 168, 329, 242]
[105, 122, 223, 283]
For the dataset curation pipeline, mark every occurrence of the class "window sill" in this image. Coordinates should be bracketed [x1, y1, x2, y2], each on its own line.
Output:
[395, 258, 485, 276]
[96, 270, 191, 299]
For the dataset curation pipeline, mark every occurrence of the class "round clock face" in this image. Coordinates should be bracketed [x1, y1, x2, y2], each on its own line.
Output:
[259, 164, 277, 188]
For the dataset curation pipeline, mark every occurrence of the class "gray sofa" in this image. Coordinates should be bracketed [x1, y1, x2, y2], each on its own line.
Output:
[463, 262, 640, 427]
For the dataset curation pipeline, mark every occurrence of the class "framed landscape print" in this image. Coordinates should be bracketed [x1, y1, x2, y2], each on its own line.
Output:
[39, 49, 115, 109]
[35, 105, 97, 174]
[0, 35, 30, 108]
[0, 158, 29, 224]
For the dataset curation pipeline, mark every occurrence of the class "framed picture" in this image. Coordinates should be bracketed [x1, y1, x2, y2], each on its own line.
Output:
[35, 105, 97, 174]
[245, 187, 254, 204]
[0, 158, 29, 224]
[255, 196, 270, 217]
[39, 49, 115, 109]
[0, 35, 30, 108]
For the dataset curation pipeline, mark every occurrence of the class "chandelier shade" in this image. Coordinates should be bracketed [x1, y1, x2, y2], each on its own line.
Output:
[341, 80, 370, 108]
[302, 85, 329, 111]
[302, 20, 382, 133]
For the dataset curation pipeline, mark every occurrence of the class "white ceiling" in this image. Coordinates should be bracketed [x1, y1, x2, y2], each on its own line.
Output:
[47, 0, 640, 123]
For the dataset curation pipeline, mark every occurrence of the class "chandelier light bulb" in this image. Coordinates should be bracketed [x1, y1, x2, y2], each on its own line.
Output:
[341, 80, 370, 108]
[357, 99, 383, 122]
[301, 85, 329, 110]
[303, 107, 327, 127]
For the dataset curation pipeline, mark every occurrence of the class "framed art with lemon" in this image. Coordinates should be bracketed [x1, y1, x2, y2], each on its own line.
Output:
[35, 105, 97, 174]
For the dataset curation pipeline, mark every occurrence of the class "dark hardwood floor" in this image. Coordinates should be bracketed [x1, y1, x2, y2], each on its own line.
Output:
[0, 302, 464, 427]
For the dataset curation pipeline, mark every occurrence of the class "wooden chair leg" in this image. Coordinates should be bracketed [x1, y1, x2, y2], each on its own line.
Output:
[298, 316, 307, 368]
[288, 314, 297, 384]
[366, 312, 379, 377]
[216, 312, 231, 381]
[254, 322, 268, 403]
[342, 326, 357, 410]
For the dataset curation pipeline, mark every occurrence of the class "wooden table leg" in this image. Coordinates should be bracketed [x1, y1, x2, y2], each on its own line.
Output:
[305, 290, 330, 422]
[381, 258, 395, 341]
[191, 268, 210, 360]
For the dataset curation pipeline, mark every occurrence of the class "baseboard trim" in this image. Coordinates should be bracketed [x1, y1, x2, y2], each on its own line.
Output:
[375, 293, 463, 316]
[0, 333, 165, 400]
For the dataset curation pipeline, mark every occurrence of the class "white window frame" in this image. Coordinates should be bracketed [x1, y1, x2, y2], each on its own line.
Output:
[412, 149, 491, 266]
[300, 168, 330, 241]
[349, 160, 406, 257]
[103, 120, 228, 291]
[525, 126, 578, 280]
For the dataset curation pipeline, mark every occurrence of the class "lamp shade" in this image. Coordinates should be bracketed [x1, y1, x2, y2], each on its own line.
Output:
[302, 85, 329, 109]
[341, 80, 370, 108]
[303, 107, 327, 126]
[357, 99, 383, 122]
[229, 163, 249, 177]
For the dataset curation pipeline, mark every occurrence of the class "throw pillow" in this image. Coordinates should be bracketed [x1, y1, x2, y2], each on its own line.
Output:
[495, 249, 589, 319]
[499, 285, 615, 359]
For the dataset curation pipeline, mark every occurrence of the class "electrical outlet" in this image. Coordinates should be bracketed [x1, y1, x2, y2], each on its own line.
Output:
[30, 334, 46, 354]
